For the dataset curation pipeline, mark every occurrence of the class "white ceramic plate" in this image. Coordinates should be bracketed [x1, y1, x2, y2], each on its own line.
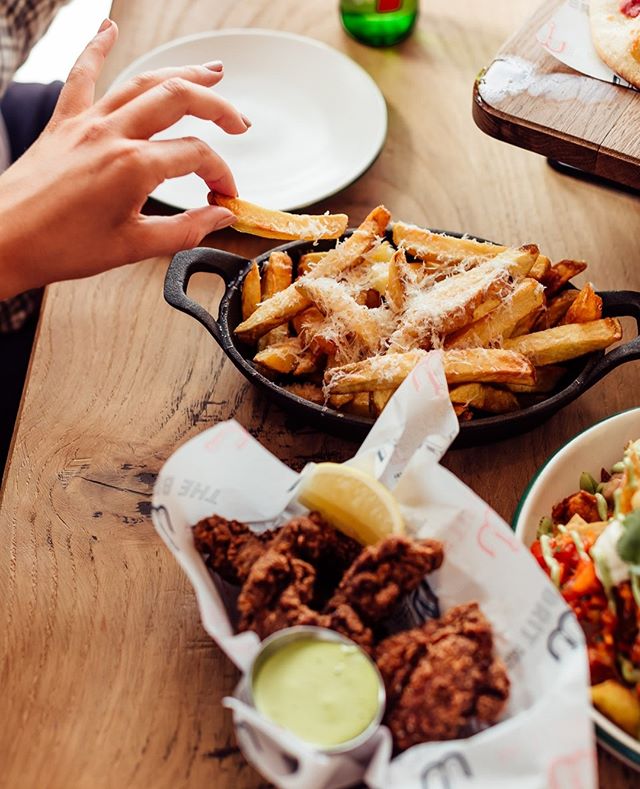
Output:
[111, 29, 387, 211]
[513, 408, 640, 771]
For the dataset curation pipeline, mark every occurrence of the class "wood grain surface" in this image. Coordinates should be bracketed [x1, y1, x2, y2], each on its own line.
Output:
[473, 0, 640, 191]
[1, 1, 639, 787]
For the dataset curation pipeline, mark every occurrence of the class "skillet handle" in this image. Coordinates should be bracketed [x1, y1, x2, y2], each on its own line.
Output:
[580, 290, 640, 388]
[164, 247, 250, 345]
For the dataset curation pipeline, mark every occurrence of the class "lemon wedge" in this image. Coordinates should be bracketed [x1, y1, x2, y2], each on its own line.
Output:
[297, 462, 405, 545]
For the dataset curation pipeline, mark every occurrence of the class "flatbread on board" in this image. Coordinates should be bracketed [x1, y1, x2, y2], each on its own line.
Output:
[590, 0, 640, 88]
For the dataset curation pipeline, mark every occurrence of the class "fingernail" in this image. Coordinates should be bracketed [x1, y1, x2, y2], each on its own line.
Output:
[98, 18, 112, 33]
[241, 114, 252, 129]
[204, 60, 223, 71]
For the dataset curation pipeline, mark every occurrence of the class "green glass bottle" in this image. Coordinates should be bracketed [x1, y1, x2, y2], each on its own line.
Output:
[340, 0, 418, 47]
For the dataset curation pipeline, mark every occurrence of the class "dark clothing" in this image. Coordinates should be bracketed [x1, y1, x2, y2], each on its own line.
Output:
[1, 80, 62, 477]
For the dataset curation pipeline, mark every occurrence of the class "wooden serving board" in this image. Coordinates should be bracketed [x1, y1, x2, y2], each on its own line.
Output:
[473, 0, 640, 190]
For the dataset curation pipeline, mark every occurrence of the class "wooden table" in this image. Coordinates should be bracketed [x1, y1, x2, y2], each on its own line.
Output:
[1, 1, 638, 786]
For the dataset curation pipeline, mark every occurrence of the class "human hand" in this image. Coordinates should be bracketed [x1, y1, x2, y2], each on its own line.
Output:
[0, 19, 248, 299]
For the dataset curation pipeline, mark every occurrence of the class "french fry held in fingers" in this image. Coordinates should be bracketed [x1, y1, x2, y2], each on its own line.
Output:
[560, 283, 602, 325]
[258, 252, 293, 350]
[211, 194, 348, 240]
[504, 318, 622, 366]
[241, 261, 261, 320]
[235, 206, 391, 342]
[324, 348, 535, 394]
[448, 383, 520, 414]
[254, 337, 318, 375]
[445, 278, 544, 349]
[392, 221, 506, 265]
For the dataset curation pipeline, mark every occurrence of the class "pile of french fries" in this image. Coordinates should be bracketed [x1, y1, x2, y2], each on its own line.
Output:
[230, 203, 622, 421]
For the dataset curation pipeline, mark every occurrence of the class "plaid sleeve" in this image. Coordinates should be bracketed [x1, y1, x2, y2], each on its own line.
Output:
[0, 0, 68, 332]
[0, 0, 69, 99]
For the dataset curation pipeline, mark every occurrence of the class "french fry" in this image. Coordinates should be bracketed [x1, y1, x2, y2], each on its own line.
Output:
[507, 365, 567, 393]
[283, 382, 324, 405]
[389, 245, 539, 350]
[445, 279, 544, 348]
[448, 383, 520, 413]
[298, 252, 325, 277]
[296, 277, 384, 356]
[324, 350, 426, 393]
[560, 283, 602, 325]
[365, 240, 395, 264]
[370, 389, 395, 416]
[211, 194, 348, 240]
[534, 290, 579, 331]
[444, 349, 536, 386]
[236, 287, 309, 343]
[258, 252, 294, 350]
[241, 261, 261, 321]
[329, 393, 354, 409]
[392, 221, 506, 265]
[292, 307, 325, 344]
[386, 248, 412, 311]
[235, 206, 390, 342]
[541, 259, 588, 296]
[504, 318, 622, 366]
[471, 296, 502, 321]
[344, 393, 372, 417]
[324, 348, 535, 393]
[529, 254, 551, 282]
[254, 337, 319, 375]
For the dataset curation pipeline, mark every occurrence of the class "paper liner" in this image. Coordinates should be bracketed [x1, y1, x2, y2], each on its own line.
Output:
[538, 0, 638, 89]
[152, 351, 595, 789]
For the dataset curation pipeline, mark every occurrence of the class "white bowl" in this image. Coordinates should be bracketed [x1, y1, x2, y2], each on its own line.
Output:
[513, 407, 640, 770]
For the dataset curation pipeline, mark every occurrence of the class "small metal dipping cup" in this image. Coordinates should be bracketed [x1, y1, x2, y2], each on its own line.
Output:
[247, 626, 386, 754]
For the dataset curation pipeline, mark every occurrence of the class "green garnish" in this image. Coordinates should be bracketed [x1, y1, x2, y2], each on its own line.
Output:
[537, 516, 553, 538]
[611, 461, 625, 474]
[580, 472, 598, 494]
[617, 511, 640, 565]
[595, 492, 608, 521]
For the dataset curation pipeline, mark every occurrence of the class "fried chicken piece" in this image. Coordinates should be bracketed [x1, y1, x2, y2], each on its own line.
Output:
[193, 514, 270, 585]
[552, 490, 600, 525]
[376, 602, 509, 750]
[236, 514, 372, 645]
[326, 536, 444, 621]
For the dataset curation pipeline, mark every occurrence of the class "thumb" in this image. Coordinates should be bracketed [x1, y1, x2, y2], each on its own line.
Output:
[138, 206, 236, 257]
[52, 19, 119, 122]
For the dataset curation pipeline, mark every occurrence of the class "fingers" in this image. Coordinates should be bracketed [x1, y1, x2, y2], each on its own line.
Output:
[110, 78, 249, 139]
[145, 136, 237, 196]
[136, 206, 236, 257]
[100, 62, 224, 113]
[53, 19, 119, 121]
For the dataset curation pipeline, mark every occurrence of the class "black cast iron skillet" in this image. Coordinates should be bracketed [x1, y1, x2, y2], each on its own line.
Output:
[164, 231, 640, 448]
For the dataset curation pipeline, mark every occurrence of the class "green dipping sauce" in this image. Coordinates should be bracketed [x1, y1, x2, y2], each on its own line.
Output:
[252, 638, 381, 748]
